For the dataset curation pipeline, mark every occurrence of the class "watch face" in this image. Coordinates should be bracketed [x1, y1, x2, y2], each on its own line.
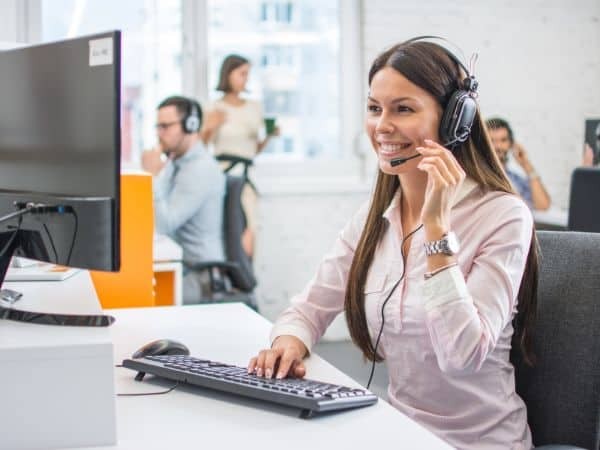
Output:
[446, 232, 460, 254]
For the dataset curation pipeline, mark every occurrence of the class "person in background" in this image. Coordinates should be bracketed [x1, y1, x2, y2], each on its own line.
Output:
[582, 121, 600, 167]
[248, 39, 538, 449]
[486, 117, 551, 210]
[583, 143, 595, 166]
[200, 54, 278, 258]
[142, 96, 225, 304]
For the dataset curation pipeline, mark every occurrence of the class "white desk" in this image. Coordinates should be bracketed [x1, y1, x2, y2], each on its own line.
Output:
[0, 272, 116, 450]
[153, 234, 183, 305]
[80, 303, 451, 450]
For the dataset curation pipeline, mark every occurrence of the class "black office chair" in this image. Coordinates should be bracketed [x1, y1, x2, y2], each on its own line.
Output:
[186, 175, 257, 309]
[568, 167, 600, 233]
[511, 231, 600, 449]
[215, 153, 258, 195]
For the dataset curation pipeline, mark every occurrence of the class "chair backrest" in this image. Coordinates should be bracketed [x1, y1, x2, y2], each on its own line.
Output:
[511, 231, 600, 449]
[223, 175, 256, 291]
[568, 167, 600, 232]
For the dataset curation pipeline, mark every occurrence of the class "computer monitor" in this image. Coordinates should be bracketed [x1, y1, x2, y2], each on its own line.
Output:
[568, 167, 600, 233]
[0, 31, 121, 326]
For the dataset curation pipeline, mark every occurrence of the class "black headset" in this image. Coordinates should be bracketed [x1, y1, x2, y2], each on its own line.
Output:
[182, 98, 201, 134]
[403, 36, 479, 148]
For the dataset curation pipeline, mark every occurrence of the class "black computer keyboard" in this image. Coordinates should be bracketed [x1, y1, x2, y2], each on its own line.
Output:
[122, 355, 378, 418]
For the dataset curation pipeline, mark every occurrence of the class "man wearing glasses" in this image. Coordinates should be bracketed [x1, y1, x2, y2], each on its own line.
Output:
[142, 96, 225, 304]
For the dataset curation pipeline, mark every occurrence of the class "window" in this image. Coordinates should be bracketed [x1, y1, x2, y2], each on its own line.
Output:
[33, 1, 362, 179]
[41, 0, 183, 167]
[206, 0, 341, 160]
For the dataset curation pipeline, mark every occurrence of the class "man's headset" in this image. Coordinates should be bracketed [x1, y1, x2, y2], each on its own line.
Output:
[182, 98, 201, 134]
[390, 36, 479, 167]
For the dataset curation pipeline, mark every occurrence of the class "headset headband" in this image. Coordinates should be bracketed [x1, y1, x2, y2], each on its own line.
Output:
[402, 35, 472, 75]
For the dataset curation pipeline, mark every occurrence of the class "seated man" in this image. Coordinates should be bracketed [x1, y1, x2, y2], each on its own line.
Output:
[142, 96, 226, 304]
[486, 117, 551, 210]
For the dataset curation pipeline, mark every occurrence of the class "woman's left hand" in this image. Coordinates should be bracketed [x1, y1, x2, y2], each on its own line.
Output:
[416, 139, 466, 233]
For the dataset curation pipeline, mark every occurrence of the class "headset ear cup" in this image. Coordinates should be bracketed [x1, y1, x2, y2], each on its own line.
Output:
[185, 115, 200, 133]
[439, 91, 477, 146]
[182, 100, 201, 133]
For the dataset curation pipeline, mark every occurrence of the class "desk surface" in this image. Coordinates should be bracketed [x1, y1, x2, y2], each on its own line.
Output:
[78, 303, 451, 450]
[1, 272, 111, 352]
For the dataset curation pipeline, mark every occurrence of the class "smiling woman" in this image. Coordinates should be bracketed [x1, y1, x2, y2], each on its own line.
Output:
[366, 69, 443, 171]
[248, 37, 540, 450]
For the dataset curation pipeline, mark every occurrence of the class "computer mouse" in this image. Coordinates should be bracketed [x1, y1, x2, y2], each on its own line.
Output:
[132, 339, 190, 359]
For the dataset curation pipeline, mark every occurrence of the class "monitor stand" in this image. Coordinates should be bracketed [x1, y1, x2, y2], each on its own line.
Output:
[0, 230, 115, 327]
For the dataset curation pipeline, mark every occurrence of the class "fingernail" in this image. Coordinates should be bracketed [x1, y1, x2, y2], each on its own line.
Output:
[265, 368, 272, 379]
[416, 146, 424, 152]
[276, 371, 284, 379]
[256, 368, 263, 377]
[424, 139, 434, 144]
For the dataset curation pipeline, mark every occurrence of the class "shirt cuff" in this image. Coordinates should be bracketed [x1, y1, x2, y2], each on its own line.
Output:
[270, 323, 314, 356]
[422, 265, 471, 312]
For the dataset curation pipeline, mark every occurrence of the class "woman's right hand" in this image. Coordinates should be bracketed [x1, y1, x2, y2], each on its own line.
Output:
[247, 335, 308, 379]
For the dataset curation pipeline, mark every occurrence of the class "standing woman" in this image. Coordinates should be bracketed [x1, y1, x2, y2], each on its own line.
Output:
[248, 39, 538, 450]
[201, 54, 277, 258]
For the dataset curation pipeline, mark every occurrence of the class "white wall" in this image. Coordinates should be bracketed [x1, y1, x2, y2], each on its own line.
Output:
[254, 182, 372, 340]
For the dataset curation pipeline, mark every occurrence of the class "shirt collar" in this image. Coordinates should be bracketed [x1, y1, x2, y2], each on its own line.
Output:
[173, 141, 206, 167]
[382, 176, 479, 221]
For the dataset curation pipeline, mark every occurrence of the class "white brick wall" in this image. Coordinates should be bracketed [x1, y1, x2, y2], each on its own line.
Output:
[254, 182, 371, 339]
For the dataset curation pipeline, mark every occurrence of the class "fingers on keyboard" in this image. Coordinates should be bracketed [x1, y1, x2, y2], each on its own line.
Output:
[277, 353, 297, 379]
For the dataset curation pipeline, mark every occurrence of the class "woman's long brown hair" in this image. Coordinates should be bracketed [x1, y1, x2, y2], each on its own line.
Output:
[344, 41, 538, 366]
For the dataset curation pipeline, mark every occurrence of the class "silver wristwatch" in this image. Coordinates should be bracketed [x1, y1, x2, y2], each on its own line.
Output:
[424, 231, 460, 256]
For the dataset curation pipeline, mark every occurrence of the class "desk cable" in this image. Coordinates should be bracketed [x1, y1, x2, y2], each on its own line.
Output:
[115, 364, 179, 397]
[366, 224, 423, 390]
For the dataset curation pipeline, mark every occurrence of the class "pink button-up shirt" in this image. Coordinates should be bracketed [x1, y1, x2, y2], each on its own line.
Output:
[271, 178, 533, 450]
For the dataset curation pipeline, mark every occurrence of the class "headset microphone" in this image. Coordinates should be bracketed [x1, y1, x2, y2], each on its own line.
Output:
[390, 153, 420, 167]
[388, 134, 466, 167]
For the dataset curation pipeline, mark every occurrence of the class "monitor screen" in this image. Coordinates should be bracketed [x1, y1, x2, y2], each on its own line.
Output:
[0, 32, 120, 198]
